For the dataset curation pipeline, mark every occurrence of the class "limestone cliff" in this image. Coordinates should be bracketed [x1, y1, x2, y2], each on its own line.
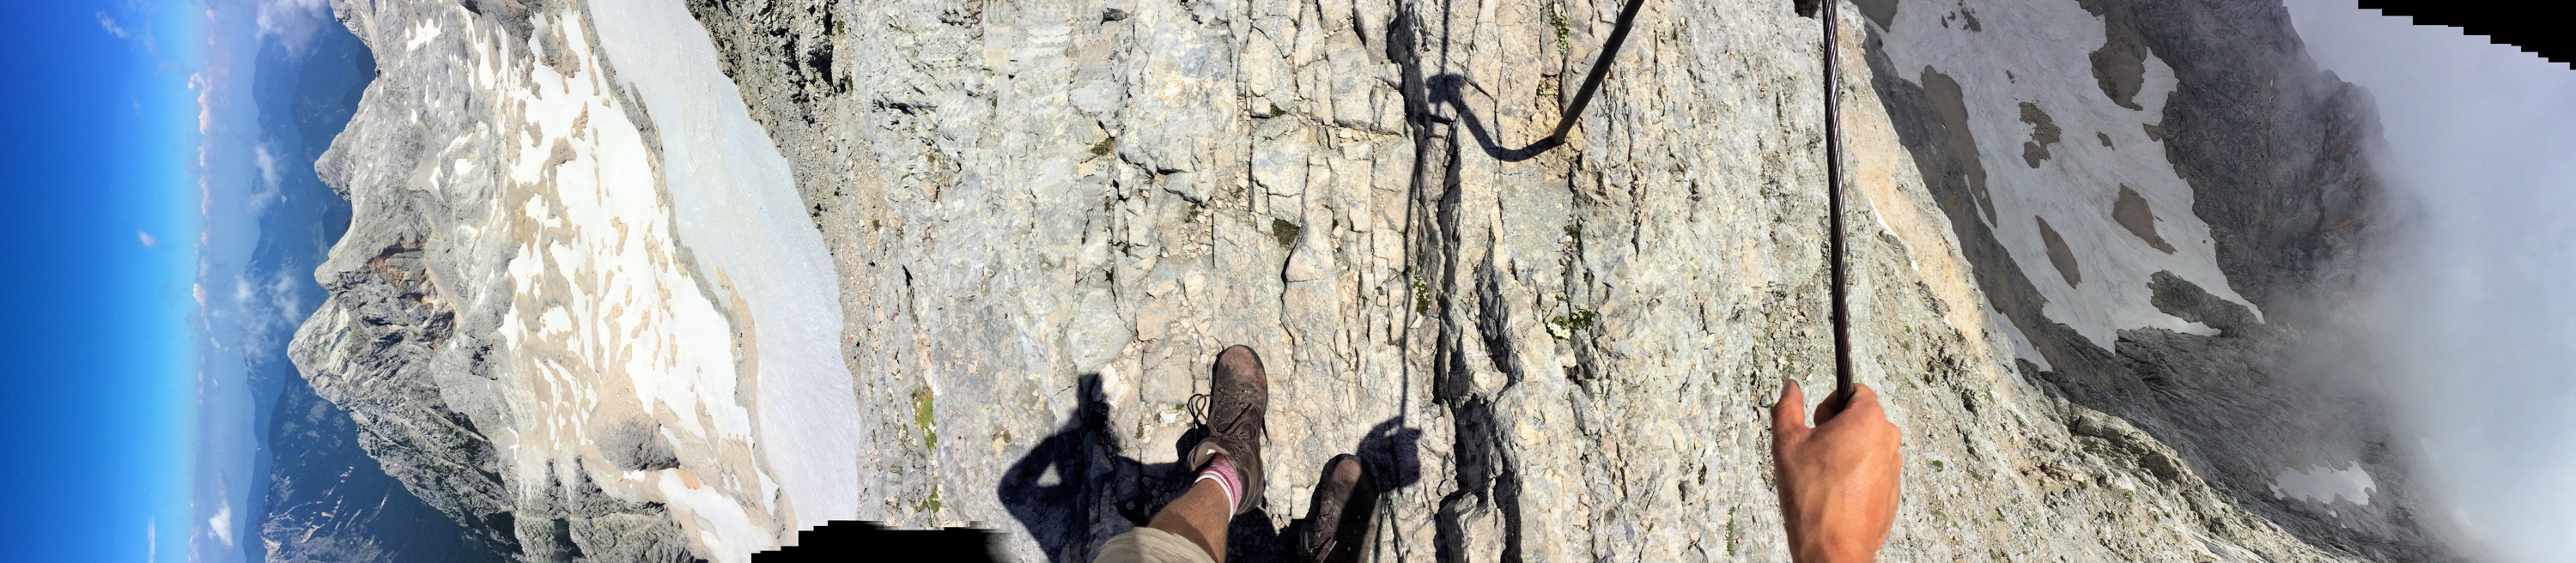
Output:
[289, 0, 2453, 560]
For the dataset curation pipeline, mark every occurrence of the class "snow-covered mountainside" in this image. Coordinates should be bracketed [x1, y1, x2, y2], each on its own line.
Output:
[285, 0, 2451, 560]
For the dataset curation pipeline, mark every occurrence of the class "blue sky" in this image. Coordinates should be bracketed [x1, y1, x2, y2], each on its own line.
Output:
[0, 0, 343, 560]
[0, 1, 201, 560]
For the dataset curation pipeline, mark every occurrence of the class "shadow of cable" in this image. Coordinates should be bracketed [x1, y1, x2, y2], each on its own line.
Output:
[1426, 73, 1565, 162]
[1389, 9, 1530, 561]
[1411, 0, 1648, 163]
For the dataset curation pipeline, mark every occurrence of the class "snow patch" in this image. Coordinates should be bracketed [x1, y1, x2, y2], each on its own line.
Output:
[589, 0, 866, 536]
[1984, 300, 2052, 372]
[465, 6, 789, 556]
[2270, 463, 2376, 506]
[1875, 0, 2260, 354]
[657, 470, 770, 560]
[404, 21, 441, 51]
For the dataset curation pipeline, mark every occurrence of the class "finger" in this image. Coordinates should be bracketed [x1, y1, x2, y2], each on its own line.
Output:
[1819, 383, 1890, 429]
[1821, 384, 1900, 446]
[1771, 378, 1808, 435]
[1850, 384, 1903, 447]
[1841, 383, 1886, 420]
[1814, 385, 1849, 423]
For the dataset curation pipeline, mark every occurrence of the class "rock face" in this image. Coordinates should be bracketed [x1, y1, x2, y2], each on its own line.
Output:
[289, 0, 2453, 561]
[259, 369, 503, 563]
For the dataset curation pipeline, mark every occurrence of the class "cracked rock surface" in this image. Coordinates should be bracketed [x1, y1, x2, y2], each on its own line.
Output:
[290, 0, 2456, 560]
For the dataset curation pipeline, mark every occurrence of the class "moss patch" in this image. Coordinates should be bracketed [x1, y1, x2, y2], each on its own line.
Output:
[1550, 4, 1571, 56]
[1724, 506, 1741, 553]
[917, 487, 943, 514]
[911, 386, 938, 450]
[1271, 218, 1301, 250]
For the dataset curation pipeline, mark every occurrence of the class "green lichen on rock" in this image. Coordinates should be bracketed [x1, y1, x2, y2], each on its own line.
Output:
[912, 386, 937, 450]
[1723, 506, 1741, 553]
[917, 487, 943, 514]
[1549, 4, 1571, 56]
[1271, 218, 1301, 249]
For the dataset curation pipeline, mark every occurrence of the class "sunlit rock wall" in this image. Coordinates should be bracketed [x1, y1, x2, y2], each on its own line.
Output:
[292, 0, 2452, 560]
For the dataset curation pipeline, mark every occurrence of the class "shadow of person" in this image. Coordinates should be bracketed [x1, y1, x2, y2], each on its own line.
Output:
[1002, 374, 1221, 563]
[999, 377, 1432, 563]
[999, 375, 1163, 563]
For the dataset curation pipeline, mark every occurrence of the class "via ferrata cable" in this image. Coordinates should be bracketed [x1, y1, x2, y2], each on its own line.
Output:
[1824, 0, 1854, 399]
[1514, 0, 1649, 155]
[1506, 0, 1848, 399]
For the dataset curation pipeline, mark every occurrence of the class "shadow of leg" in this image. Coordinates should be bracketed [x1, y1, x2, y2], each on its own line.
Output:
[1002, 375, 1264, 563]
[1300, 418, 1424, 563]
[998, 376, 1123, 563]
[1116, 427, 1209, 529]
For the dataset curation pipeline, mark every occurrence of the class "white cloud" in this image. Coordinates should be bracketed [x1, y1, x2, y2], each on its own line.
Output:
[230, 275, 256, 310]
[254, 0, 334, 57]
[231, 268, 307, 364]
[137, 230, 160, 247]
[2270, 463, 2378, 505]
[96, 12, 128, 39]
[2288, 2, 2576, 560]
[204, 504, 232, 547]
[252, 144, 278, 190]
[249, 144, 282, 216]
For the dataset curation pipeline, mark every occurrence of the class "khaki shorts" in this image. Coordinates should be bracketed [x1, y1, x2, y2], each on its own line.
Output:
[1094, 526, 1217, 563]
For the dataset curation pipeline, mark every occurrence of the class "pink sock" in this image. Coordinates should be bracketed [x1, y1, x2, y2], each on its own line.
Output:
[1194, 455, 1245, 513]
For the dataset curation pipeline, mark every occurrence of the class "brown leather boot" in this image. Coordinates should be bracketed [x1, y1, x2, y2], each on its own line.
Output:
[1297, 454, 1377, 563]
[1189, 345, 1268, 515]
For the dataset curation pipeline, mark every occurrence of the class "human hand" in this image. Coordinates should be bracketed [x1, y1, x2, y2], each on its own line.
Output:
[1771, 379, 1901, 563]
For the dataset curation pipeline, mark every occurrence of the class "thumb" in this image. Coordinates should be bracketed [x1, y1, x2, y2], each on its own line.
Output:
[1772, 378, 1809, 437]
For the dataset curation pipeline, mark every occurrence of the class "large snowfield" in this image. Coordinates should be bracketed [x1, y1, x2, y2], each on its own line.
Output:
[472, 2, 866, 557]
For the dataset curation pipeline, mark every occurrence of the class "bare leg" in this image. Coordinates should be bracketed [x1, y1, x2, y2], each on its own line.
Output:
[1149, 345, 1267, 563]
[1147, 479, 1232, 563]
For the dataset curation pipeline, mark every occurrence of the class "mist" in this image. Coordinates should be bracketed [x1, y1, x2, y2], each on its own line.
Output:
[2285, 2, 2576, 560]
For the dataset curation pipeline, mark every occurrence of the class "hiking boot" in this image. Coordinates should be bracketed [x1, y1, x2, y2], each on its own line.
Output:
[1189, 345, 1268, 515]
[1297, 454, 1378, 563]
